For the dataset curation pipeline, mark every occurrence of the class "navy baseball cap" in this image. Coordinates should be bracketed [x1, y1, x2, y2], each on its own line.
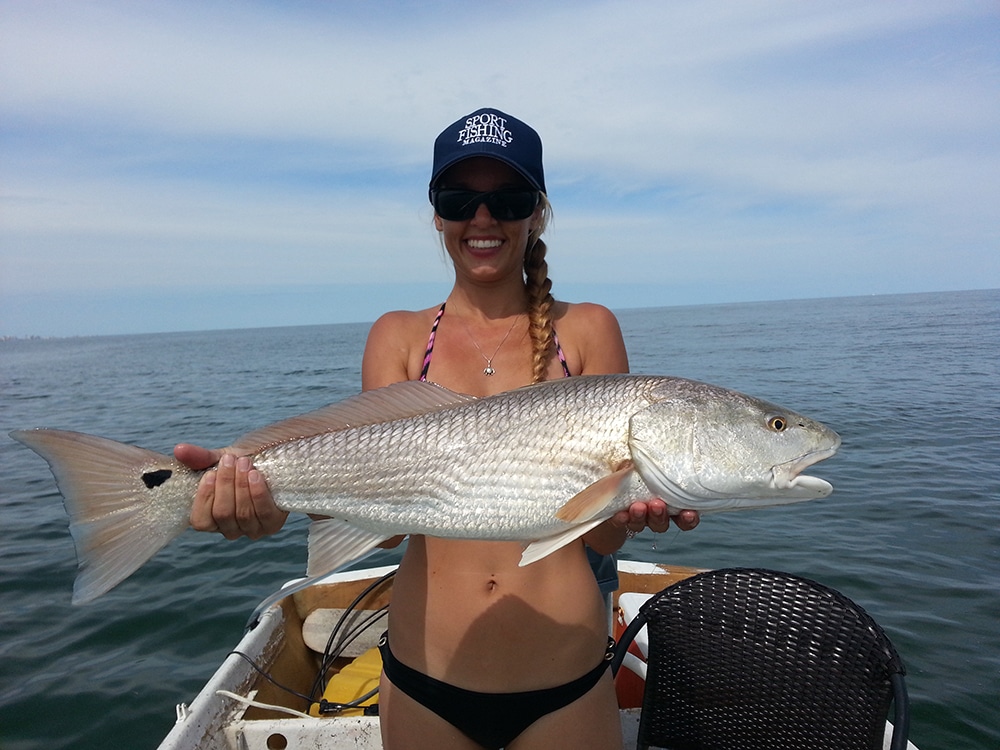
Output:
[429, 108, 546, 194]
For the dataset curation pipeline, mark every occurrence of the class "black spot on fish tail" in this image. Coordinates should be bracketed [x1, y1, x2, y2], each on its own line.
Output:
[142, 469, 173, 489]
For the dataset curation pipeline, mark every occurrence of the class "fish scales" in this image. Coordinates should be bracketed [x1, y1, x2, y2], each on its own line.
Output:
[252, 375, 645, 539]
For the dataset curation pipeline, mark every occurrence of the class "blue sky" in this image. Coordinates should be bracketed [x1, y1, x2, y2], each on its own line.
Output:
[2, 0, 998, 337]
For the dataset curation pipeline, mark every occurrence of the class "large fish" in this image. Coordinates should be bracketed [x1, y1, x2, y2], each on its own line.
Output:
[11, 375, 840, 604]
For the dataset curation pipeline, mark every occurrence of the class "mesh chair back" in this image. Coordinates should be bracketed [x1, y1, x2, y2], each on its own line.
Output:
[619, 568, 907, 750]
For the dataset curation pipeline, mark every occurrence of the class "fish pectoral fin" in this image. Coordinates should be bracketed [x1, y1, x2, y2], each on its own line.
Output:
[306, 519, 390, 578]
[519, 518, 608, 566]
[555, 463, 635, 523]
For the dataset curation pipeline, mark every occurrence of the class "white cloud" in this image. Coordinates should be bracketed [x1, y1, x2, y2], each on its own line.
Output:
[1, 0, 998, 334]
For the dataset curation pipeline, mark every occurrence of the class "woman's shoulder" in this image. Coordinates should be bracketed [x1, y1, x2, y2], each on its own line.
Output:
[554, 300, 623, 334]
[362, 304, 445, 388]
[369, 305, 443, 340]
[552, 301, 628, 375]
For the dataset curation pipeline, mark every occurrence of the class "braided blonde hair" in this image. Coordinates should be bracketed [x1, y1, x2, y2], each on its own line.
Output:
[524, 195, 557, 383]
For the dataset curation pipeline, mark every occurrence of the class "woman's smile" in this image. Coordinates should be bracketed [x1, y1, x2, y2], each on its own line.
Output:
[463, 235, 506, 258]
[466, 238, 503, 250]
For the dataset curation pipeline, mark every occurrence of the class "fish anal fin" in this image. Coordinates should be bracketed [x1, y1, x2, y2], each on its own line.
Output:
[555, 462, 635, 523]
[231, 381, 477, 454]
[307, 518, 390, 578]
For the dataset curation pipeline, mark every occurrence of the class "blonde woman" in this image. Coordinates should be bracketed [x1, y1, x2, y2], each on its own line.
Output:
[176, 108, 699, 749]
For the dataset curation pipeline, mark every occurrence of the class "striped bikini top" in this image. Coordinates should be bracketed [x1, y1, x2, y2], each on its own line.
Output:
[419, 302, 571, 382]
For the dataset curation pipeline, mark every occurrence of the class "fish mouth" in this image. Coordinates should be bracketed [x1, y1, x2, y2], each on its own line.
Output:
[771, 444, 840, 497]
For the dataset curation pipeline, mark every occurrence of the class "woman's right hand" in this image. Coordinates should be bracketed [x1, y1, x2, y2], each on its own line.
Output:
[174, 443, 289, 540]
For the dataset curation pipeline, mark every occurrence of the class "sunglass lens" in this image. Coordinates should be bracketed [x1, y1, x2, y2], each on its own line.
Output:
[433, 190, 538, 221]
[433, 190, 474, 220]
[487, 191, 538, 221]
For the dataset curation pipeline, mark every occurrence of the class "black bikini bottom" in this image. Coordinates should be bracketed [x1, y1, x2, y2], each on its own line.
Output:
[378, 631, 615, 749]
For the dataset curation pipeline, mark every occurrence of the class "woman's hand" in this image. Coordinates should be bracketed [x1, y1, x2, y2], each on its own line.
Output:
[615, 498, 700, 535]
[174, 443, 289, 540]
[585, 499, 700, 555]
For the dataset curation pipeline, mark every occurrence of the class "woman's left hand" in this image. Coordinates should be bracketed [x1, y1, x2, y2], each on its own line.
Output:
[586, 500, 700, 555]
[612, 499, 700, 534]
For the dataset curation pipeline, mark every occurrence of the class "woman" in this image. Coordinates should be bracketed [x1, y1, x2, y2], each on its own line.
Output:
[176, 108, 699, 749]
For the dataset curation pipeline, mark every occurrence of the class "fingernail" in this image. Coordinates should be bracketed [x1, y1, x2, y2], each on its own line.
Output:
[221, 454, 235, 468]
[237, 457, 251, 472]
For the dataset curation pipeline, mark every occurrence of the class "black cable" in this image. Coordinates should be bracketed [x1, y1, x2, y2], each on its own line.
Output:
[227, 649, 314, 704]
[223, 568, 397, 713]
[310, 569, 396, 701]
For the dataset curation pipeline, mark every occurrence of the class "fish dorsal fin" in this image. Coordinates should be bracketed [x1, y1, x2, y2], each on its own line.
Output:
[230, 381, 478, 454]
[555, 462, 635, 523]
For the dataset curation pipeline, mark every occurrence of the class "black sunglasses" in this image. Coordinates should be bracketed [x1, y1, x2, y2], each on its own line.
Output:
[430, 188, 540, 222]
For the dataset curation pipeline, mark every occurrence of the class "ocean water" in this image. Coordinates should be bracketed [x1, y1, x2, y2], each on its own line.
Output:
[1, 289, 997, 749]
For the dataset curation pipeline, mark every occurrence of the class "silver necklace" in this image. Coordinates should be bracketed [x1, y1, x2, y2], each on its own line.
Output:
[463, 315, 521, 376]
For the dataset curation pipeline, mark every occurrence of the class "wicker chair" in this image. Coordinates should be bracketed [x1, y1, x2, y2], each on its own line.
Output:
[612, 568, 909, 750]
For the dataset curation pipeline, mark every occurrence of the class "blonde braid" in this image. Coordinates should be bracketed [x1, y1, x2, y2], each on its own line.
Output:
[524, 196, 555, 383]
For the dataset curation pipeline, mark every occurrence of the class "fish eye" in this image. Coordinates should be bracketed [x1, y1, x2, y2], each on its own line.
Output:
[767, 415, 788, 432]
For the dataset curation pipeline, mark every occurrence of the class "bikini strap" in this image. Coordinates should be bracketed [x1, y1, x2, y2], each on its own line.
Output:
[553, 330, 572, 378]
[419, 303, 446, 382]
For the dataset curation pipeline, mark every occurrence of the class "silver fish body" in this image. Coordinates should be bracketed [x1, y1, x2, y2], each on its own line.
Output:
[10, 374, 840, 603]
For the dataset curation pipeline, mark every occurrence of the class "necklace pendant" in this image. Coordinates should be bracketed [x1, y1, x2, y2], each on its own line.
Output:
[458, 310, 521, 380]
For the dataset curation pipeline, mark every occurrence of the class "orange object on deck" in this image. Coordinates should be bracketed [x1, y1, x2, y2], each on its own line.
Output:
[613, 607, 646, 709]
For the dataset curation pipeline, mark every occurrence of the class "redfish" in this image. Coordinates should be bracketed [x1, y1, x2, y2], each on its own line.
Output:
[11, 375, 840, 604]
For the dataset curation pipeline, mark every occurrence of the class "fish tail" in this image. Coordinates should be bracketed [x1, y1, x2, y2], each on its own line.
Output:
[10, 429, 198, 604]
